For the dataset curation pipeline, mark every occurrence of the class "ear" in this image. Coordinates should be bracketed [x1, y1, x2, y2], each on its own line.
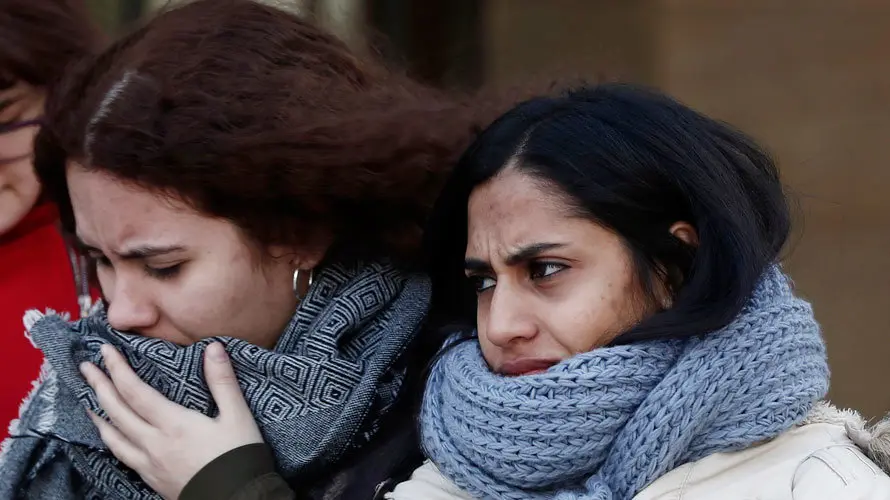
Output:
[669, 221, 699, 247]
[269, 227, 334, 271]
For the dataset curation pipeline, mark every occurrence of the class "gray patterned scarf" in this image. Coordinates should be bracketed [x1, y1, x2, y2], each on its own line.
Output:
[0, 260, 430, 499]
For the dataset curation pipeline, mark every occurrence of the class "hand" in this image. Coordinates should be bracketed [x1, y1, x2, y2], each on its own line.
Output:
[81, 343, 264, 500]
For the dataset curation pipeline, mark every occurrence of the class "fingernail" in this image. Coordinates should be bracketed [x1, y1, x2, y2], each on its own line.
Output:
[100, 344, 111, 357]
[79, 362, 92, 377]
[207, 343, 228, 362]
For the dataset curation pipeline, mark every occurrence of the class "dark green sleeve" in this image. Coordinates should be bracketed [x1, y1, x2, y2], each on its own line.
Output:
[179, 443, 299, 500]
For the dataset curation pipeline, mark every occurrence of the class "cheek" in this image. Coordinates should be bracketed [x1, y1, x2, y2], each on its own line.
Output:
[167, 266, 252, 334]
[477, 337, 498, 368]
[4, 157, 39, 187]
[0, 159, 41, 212]
[474, 296, 505, 362]
[549, 278, 641, 353]
[168, 259, 295, 345]
[96, 266, 115, 299]
[223, 265, 297, 346]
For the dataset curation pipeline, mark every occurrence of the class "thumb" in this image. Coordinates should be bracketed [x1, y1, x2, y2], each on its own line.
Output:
[203, 342, 251, 419]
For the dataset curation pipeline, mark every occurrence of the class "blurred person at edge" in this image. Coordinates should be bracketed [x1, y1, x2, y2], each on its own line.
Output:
[0, 0, 100, 440]
[0, 0, 498, 499]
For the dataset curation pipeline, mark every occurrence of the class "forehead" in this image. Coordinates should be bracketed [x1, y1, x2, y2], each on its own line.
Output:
[65, 164, 213, 246]
[467, 169, 577, 248]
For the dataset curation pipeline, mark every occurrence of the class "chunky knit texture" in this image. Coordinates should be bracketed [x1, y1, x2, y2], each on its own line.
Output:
[421, 266, 829, 500]
[0, 260, 430, 500]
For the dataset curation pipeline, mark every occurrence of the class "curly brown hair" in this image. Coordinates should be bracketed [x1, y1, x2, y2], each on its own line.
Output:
[34, 0, 494, 263]
[0, 0, 101, 87]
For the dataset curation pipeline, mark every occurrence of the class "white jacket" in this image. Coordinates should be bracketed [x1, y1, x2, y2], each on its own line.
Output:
[388, 402, 890, 499]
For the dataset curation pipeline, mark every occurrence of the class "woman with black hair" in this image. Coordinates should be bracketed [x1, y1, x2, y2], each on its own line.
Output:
[391, 83, 890, 499]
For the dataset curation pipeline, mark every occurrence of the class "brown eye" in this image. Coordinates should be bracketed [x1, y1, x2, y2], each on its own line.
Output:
[529, 262, 566, 280]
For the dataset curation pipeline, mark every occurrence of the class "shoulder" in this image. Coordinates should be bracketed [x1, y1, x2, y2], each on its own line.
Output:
[792, 402, 890, 499]
[639, 402, 890, 500]
[386, 461, 473, 500]
[792, 441, 890, 499]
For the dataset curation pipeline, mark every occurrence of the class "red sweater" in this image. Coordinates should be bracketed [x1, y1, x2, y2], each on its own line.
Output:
[0, 204, 84, 439]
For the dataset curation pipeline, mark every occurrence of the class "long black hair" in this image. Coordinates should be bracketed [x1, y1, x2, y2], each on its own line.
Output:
[425, 83, 790, 344]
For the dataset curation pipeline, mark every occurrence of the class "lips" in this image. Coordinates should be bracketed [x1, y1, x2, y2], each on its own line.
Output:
[499, 358, 559, 377]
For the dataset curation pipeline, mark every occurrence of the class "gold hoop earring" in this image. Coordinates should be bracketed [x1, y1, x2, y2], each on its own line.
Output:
[293, 269, 314, 301]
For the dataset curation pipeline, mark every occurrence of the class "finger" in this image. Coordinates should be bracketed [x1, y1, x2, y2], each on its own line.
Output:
[100, 344, 181, 426]
[88, 410, 147, 472]
[80, 361, 154, 440]
[203, 343, 252, 419]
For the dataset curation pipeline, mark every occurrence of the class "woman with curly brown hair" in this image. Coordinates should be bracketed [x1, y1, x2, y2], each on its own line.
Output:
[0, 0, 100, 441]
[0, 1, 490, 499]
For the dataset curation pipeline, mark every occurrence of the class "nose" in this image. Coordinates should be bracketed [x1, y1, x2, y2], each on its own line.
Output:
[481, 284, 538, 348]
[105, 277, 159, 333]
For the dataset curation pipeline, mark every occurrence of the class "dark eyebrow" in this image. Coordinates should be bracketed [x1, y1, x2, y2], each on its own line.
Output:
[119, 245, 186, 260]
[464, 258, 491, 273]
[505, 242, 567, 265]
[464, 242, 568, 272]
[75, 237, 185, 260]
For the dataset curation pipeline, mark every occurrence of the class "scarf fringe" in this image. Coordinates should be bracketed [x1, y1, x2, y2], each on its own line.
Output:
[0, 360, 58, 470]
[0, 310, 72, 471]
[23, 309, 69, 347]
[21, 309, 63, 433]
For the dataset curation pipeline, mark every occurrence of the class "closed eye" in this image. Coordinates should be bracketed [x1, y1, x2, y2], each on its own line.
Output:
[144, 263, 183, 281]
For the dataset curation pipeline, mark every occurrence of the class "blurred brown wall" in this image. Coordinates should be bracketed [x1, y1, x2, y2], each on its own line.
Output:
[484, 0, 890, 417]
[132, 0, 890, 417]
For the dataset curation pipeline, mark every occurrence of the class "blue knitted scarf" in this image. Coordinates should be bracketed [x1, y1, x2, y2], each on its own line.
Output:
[421, 267, 829, 500]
